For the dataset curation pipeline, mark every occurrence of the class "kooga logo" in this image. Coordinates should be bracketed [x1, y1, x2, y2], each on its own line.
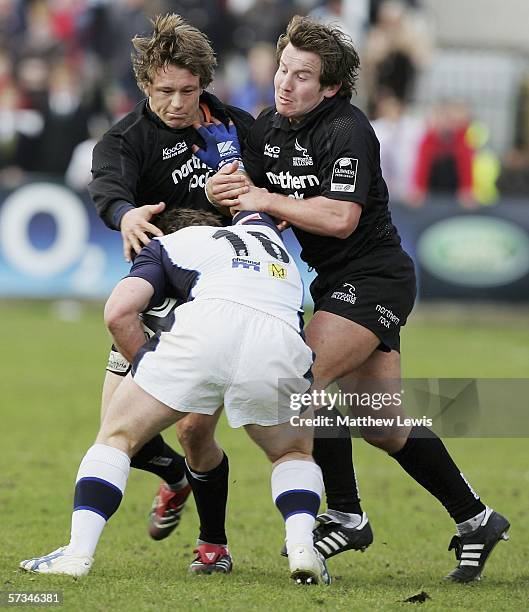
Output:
[163, 141, 188, 160]
[264, 143, 281, 158]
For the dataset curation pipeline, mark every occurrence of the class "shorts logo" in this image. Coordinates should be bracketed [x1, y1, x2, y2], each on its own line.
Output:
[331, 282, 356, 303]
[331, 157, 358, 192]
[292, 138, 313, 166]
[264, 143, 281, 158]
[268, 263, 287, 279]
[163, 141, 188, 160]
[375, 304, 400, 328]
[232, 258, 260, 271]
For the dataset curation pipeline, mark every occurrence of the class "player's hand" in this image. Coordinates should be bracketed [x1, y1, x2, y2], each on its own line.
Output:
[192, 119, 244, 171]
[120, 202, 165, 262]
[276, 220, 291, 231]
[233, 185, 268, 212]
[206, 160, 249, 208]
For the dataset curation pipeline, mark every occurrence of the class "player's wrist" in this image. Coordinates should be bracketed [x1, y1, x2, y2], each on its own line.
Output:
[260, 191, 283, 216]
[111, 201, 135, 230]
[204, 176, 218, 205]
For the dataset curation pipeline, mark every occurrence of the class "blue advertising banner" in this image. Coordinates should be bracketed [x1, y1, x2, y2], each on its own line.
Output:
[1, 181, 527, 302]
[0, 181, 129, 299]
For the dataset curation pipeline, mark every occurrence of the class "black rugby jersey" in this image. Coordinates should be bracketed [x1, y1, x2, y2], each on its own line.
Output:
[243, 96, 401, 273]
[89, 91, 253, 230]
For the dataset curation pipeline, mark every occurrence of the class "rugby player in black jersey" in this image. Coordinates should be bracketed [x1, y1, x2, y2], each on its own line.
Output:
[206, 15, 509, 583]
[87, 13, 253, 573]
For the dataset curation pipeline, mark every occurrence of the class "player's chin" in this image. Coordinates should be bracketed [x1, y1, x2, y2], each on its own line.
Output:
[275, 99, 293, 114]
[165, 114, 191, 129]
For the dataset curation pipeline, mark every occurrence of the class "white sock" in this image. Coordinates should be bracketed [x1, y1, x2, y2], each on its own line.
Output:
[68, 444, 130, 557]
[271, 460, 323, 556]
[456, 507, 490, 536]
[326, 509, 363, 529]
[284, 513, 317, 551]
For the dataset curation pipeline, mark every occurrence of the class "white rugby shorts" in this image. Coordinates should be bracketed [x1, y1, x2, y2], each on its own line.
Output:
[132, 299, 313, 428]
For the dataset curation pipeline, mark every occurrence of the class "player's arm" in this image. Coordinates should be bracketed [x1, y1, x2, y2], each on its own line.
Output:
[89, 131, 165, 262]
[235, 189, 361, 239]
[104, 240, 167, 361]
[209, 162, 360, 238]
[104, 277, 154, 363]
[213, 112, 371, 238]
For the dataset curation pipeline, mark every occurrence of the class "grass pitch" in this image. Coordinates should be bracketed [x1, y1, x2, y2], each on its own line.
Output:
[1, 301, 528, 611]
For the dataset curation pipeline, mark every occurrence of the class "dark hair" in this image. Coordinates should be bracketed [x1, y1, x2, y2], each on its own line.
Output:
[132, 13, 217, 91]
[276, 15, 360, 99]
[154, 208, 224, 234]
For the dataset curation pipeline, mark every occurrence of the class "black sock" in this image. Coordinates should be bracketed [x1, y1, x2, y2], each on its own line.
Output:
[312, 407, 363, 515]
[130, 434, 186, 486]
[185, 453, 229, 545]
[391, 426, 486, 523]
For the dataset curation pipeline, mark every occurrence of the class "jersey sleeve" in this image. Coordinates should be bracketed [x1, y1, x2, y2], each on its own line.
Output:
[317, 113, 377, 207]
[127, 241, 166, 309]
[88, 130, 143, 230]
[129, 236, 201, 308]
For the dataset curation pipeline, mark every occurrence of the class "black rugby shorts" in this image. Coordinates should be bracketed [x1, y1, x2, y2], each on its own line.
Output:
[310, 247, 417, 353]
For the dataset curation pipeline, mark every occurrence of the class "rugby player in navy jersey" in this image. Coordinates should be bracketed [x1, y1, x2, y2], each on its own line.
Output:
[86, 13, 253, 571]
[206, 15, 509, 582]
[20, 208, 331, 586]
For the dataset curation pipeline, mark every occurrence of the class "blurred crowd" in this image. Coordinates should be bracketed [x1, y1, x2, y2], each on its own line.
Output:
[0, 0, 528, 206]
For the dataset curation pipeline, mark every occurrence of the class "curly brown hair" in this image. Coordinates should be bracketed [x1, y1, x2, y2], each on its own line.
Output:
[131, 13, 217, 92]
[276, 15, 360, 99]
[154, 208, 224, 234]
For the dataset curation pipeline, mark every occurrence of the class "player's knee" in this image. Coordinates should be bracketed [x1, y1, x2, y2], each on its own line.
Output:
[264, 439, 313, 463]
[362, 431, 408, 453]
[176, 418, 215, 454]
[310, 367, 334, 392]
[271, 450, 313, 465]
[96, 425, 136, 457]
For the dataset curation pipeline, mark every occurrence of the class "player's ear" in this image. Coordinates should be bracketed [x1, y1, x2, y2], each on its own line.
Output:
[323, 82, 342, 98]
[143, 83, 151, 98]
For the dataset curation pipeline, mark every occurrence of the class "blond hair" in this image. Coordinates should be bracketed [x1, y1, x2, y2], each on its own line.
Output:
[132, 13, 216, 91]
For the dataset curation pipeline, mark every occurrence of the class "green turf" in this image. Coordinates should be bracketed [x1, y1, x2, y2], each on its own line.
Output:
[1, 301, 527, 611]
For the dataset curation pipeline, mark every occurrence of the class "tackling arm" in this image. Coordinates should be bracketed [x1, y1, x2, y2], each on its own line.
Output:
[104, 277, 155, 363]
[206, 162, 361, 239]
[237, 187, 361, 239]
